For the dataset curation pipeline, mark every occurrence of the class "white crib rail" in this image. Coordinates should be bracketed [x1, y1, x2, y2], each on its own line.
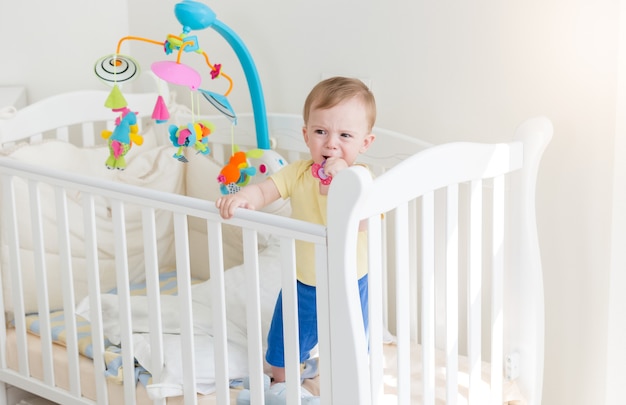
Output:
[0, 157, 325, 405]
[325, 116, 552, 405]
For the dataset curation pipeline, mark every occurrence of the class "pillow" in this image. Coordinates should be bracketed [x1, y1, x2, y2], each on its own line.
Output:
[23, 310, 112, 359]
[1, 133, 185, 315]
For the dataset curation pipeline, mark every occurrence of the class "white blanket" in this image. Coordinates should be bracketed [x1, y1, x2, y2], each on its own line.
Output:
[78, 241, 283, 399]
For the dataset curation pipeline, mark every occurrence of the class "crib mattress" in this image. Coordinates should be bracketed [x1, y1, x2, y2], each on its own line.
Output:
[5, 330, 240, 404]
[380, 343, 526, 405]
[6, 328, 525, 405]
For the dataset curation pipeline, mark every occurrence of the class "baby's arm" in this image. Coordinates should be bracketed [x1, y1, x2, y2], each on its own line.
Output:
[216, 178, 281, 219]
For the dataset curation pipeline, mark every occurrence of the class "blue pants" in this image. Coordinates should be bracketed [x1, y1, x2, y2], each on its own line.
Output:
[265, 274, 369, 367]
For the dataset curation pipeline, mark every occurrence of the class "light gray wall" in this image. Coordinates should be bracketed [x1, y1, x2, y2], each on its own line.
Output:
[0, 1, 130, 101]
[1, 1, 622, 404]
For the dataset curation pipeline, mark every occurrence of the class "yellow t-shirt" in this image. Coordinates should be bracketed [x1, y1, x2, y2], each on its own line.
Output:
[270, 159, 368, 286]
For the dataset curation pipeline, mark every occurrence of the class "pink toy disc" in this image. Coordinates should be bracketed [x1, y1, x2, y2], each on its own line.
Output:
[152, 61, 201, 90]
[311, 160, 332, 185]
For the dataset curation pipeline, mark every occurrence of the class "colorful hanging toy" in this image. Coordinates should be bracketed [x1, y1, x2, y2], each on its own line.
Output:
[101, 107, 143, 170]
[95, 0, 274, 200]
[168, 120, 214, 162]
[94, 0, 243, 168]
[218, 147, 265, 194]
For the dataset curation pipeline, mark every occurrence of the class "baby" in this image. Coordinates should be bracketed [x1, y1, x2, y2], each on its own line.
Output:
[217, 76, 376, 405]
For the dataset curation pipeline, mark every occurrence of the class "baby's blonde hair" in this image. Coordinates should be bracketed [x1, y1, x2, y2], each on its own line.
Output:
[303, 77, 377, 131]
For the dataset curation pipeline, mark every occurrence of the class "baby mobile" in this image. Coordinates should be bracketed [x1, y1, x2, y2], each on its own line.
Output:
[93, 0, 272, 194]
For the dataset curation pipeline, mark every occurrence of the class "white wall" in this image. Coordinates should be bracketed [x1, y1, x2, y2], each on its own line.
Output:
[1, 0, 622, 404]
[607, 2, 626, 404]
[0, 1, 131, 102]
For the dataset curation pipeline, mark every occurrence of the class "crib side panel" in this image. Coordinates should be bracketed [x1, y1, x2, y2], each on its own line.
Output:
[0, 158, 326, 405]
[325, 118, 551, 405]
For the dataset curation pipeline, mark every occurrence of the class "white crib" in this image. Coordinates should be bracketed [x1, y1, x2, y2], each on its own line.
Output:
[0, 82, 551, 405]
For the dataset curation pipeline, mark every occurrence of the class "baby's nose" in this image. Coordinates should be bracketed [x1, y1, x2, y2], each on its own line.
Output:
[325, 135, 339, 148]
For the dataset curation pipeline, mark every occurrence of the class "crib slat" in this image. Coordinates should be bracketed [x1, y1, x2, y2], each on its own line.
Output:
[28, 180, 55, 387]
[280, 237, 302, 405]
[111, 199, 137, 405]
[173, 212, 198, 405]
[54, 186, 81, 396]
[395, 202, 411, 404]
[56, 126, 69, 143]
[315, 242, 331, 404]
[467, 180, 483, 405]
[81, 122, 95, 147]
[106, 119, 115, 134]
[408, 200, 419, 343]
[421, 192, 436, 405]
[491, 176, 505, 404]
[212, 143, 228, 164]
[208, 221, 230, 405]
[381, 214, 390, 336]
[446, 184, 459, 405]
[0, 193, 7, 376]
[82, 193, 109, 404]
[241, 227, 264, 405]
[367, 214, 385, 404]
[142, 207, 166, 395]
[1, 175, 28, 375]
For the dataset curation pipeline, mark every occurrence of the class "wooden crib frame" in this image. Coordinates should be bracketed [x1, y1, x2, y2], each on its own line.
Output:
[0, 84, 551, 405]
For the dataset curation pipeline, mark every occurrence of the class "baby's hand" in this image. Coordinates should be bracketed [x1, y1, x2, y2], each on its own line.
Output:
[322, 157, 349, 179]
[215, 194, 255, 219]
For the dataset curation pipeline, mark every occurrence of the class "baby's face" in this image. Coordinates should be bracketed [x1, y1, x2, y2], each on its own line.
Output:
[303, 97, 374, 166]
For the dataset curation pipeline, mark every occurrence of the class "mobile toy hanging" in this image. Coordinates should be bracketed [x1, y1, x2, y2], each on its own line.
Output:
[94, 0, 271, 176]
[217, 146, 264, 194]
[168, 120, 214, 162]
[101, 107, 143, 170]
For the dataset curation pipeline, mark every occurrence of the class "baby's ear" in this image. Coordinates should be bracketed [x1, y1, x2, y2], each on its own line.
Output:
[302, 126, 309, 144]
[360, 133, 376, 153]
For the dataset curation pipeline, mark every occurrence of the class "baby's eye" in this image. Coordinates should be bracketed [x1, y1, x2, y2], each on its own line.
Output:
[315, 129, 325, 135]
[341, 132, 352, 138]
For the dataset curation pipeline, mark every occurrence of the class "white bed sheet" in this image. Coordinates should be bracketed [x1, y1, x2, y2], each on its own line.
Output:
[78, 240, 283, 399]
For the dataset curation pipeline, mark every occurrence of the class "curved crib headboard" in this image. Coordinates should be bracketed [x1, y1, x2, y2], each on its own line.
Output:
[0, 73, 169, 149]
[323, 116, 552, 405]
[506, 116, 553, 405]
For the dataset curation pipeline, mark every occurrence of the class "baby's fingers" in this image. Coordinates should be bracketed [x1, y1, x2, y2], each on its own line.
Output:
[323, 158, 348, 177]
[216, 197, 252, 219]
[216, 197, 234, 219]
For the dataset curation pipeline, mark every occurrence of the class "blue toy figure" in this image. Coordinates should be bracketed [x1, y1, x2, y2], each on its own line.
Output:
[102, 107, 144, 170]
